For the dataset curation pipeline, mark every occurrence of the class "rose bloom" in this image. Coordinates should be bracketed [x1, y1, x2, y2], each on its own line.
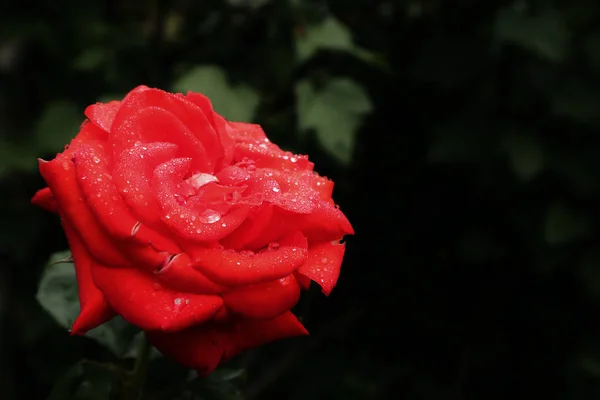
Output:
[32, 85, 353, 374]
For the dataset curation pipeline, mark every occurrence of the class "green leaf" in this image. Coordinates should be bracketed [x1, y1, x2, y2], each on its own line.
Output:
[499, 132, 544, 181]
[295, 17, 386, 68]
[543, 203, 591, 245]
[37, 251, 80, 330]
[34, 101, 82, 153]
[295, 78, 372, 164]
[296, 17, 354, 62]
[37, 251, 137, 356]
[172, 66, 259, 122]
[494, 4, 568, 63]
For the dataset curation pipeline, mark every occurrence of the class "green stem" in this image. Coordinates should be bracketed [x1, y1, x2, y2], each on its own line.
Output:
[124, 334, 152, 400]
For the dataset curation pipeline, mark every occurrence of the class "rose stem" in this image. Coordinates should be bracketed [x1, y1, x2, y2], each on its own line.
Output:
[124, 333, 152, 400]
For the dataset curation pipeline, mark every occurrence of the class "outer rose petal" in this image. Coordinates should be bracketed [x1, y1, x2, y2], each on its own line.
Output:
[226, 122, 313, 171]
[84, 101, 122, 133]
[297, 241, 346, 296]
[155, 252, 227, 294]
[189, 231, 308, 286]
[91, 265, 223, 332]
[31, 187, 58, 213]
[72, 143, 172, 267]
[62, 220, 116, 335]
[145, 311, 308, 375]
[38, 157, 130, 267]
[223, 275, 301, 319]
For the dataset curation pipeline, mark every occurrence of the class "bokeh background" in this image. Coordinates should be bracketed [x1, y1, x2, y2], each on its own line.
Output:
[2, 0, 600, 399]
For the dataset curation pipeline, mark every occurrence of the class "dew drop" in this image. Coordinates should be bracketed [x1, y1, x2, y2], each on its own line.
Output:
[240, 250, 255, 257]
[268, 242, 280, 251]
[185, 299, 190, 304]
[272, 187, 280, 193]
[93, 156, 100, 164]
[321, 257, 328, 264]
[153, 282, 162, 290]
[174, 298, 182, 305]
[165, 215, 171, 219]
[199, 209, 221, 224]
[247, 164, 257, 172]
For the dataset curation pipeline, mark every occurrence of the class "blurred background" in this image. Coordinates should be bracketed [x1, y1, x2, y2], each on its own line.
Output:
[2, 0, 600, 399]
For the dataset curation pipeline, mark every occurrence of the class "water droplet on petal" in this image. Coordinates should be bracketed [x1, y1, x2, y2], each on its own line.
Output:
[247, 164, 257, 172]
[272, 187, 280, 193]
[321, 257, 328, 264]
[268, 242, 280, 251]
[93, 156, 100, 164]
[174, 298, 182, 305]
[240, 250, 255, 257]
[199, 209, 221, 224]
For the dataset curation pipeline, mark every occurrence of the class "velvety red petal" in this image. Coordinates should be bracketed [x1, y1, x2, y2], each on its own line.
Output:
[145, 326, 224, 376]
[113, 141, 178, 228]
[221, 311, 308, 362]
[294, 272, 312, 290]
[72, 143, 169, 267]
[220, 205, 274, 250]
[84, 101, 122, 133]
[31, 187, 58, 213]
[91, 265, 223, 332]
[183, 92, 235, 168]
[146, 311, 308, 375]
[189, 231, 308, 286]
[62, 220, 116, 335]
[38, 157, 130, 267]
[296, 200, 354, 243]
[297, 241, 346, 296]
[109, 106, 211, 172]
[111, 88, 221, 171]
[154, 252, 227, 294]
[223, 275, 300, 319]
[152, 158, 249, 241]
[226, 122, 313, 171]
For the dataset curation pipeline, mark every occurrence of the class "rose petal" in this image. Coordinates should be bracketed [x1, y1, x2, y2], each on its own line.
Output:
[109, 106, 211, 172]
[111, 88, 221, 171]
[31, 187, 58, 213]
[189, 231, 308, 286]
[183, 92, 235, 168]
[154, 252, 227, 294]
[221, 311, 308, 362]
[220, 205, 274, 250]
[145, 326, 224, 376]
[38, 157, 130, 267]
[296, 200, 354, 243]
[84, 101, 122, 133]
[223, 275, 300, 319]
[297, 241, 346, 296]
[72, 143, 173, 266]
[152, 158, 249, 241]
[62, 220, 116, 335]
[113, 141, 178, 228]
[91, 265, 223, 332]
[226, 122, 313, 171]
[145, 311, 308, 375]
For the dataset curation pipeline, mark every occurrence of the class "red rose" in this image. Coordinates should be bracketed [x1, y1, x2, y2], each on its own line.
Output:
[32, 85, 353, 374]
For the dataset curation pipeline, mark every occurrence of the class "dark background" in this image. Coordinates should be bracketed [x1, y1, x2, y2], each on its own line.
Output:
[2, 0, 600, 399]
